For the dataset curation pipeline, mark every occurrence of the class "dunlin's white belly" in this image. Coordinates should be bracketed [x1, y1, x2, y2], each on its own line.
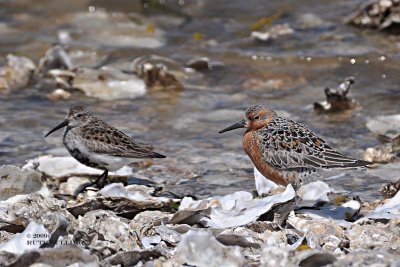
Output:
[88, 153, 141, 171]
[63, 128, 142, 171]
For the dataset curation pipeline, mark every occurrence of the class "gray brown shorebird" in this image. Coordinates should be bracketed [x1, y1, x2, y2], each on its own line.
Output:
[45, 106, 166, 194]
[219, 104, 371, 187]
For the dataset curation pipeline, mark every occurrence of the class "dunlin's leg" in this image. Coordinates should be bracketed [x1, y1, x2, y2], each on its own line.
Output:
[73, 169, 108, 197]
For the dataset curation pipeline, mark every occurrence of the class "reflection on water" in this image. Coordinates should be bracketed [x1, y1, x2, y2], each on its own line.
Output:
[0, 0, 399, 200]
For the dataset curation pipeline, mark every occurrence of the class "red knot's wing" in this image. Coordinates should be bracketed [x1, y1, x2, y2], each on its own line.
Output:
[80, 123, 165, 159]
[259, 117, 370, 170]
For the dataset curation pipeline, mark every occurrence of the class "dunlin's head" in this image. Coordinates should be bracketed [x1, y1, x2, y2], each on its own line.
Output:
[219, 104, 277, 133]
[45, 106, 92, 137]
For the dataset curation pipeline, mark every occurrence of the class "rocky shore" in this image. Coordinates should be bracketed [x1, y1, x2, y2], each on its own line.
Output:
[0, 156, 399, 267]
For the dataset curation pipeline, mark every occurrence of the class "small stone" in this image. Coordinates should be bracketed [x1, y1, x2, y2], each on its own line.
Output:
[0, 54, 36, 92]
[314, 76, 357, 113]
[380, 179, 400, 198]
[46, 89, 72, 101]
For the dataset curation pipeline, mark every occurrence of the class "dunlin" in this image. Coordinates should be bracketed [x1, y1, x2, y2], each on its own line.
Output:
[219, 105, 371, 187]
[45, 106, 166, 193]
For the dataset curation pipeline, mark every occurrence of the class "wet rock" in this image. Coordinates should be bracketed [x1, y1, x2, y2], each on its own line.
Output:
[364, 144, 397, 163]
[102, 247, 163, 266]
[216, 227, 291, 249]
[346, 222, 400, 251]
[38, 45, 73, 72]
[0, 251, 18, 266]
[185, 57, 223, 71]
[0, 193, 75, 234]
[0, 231, 14, 243]
[260, 246, 290, 267]
[314, 76, 357, 113]
[132, 55, 183, 91]
[332, 248, 400, 266]
[366, 114, 400, 142]
[260, 246, 337, 267]
[130, 210, 172, 240]
[71, 10, 165, 48]
[40, 214, 69, 249]
[154, 224, 193, 245]
[287, 212, 347, 251]
[67, 50, 107, 69]
[77, 210, 141, 251]
[0, 165, 43, 201]
[216, 228, 265, 249]
[174, 230, 244, 267]
[0, 54, 36, 92]
[244, 221, 282, 233]
[68, 184, 172, 218]
[346, 0, 400, 30]
[5, 245, 99, 266]
[295, 250, 337, 267]
[47, 69, 75, 89]
[251, 23, 294, 42]
[72, 66, 146, 100]
[46, 88, 72, 101]
[380, 179, 400, 198]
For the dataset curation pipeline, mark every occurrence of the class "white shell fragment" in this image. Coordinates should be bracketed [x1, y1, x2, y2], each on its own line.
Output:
[358, 191, 400, 222]
[287, 212, 347, 250]
[297, 181, 331, 208]
[71, 10, 165, 48]
[201, 185, 295, 228]
[0, 165, 43, 201]
[0, 54, 36, 92]
[254, 167, 281, 195]
[98, 183, 171, 204]
[346, 0, 400, 30]
[174, 230, 244, 267]
[23, 155, 134, 178]
[77, 210, 141, 251]
[38, 45, 73, 72]
[0, 221, 49, 254]
[73, 67, 146, 100]
[298, 199, 361, 228]
[46, 88, 72, 101]
[59, 176, 92, 196]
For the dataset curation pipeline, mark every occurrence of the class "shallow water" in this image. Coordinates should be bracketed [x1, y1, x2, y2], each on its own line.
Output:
[0, 0, 399, 200]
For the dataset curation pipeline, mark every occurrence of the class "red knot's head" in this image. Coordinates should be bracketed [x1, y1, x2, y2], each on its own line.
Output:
[219, 104, 276, 133]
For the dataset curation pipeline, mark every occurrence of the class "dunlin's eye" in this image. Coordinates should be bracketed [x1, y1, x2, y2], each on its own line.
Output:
[254, 115, 260, 120]
[77, 114, 83, 118]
